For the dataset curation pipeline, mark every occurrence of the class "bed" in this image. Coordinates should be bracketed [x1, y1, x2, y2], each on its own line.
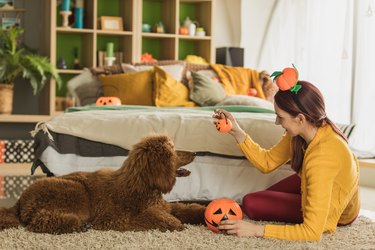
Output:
[32, 105, 294, 203]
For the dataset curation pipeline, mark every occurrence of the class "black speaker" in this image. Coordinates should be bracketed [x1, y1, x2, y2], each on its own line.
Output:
[216, 47, 244, 67]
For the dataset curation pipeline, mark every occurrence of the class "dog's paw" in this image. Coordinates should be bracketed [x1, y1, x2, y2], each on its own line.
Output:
[176, 167, 191, 177]
[80, 222, 93, 232]
[171, 224, 185, 231]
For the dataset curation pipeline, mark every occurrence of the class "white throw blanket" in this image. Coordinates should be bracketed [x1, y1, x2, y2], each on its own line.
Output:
[34, 108, 285, 157]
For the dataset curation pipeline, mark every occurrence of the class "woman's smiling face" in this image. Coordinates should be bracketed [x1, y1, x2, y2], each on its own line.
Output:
[274, 103, 301, 137]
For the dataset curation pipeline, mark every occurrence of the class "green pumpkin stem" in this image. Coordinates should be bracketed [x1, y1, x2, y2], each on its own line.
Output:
[270, 71, 283, 81]
[290, 84, 302, 94]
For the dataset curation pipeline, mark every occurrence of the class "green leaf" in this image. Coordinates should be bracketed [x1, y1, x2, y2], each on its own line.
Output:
[290, 84, 302, 94]
[0, 27, 60, 95]
[270, 71, 283, 81]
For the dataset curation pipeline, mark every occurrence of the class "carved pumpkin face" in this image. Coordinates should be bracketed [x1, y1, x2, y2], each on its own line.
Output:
[204, 198, 243, 233]
[215, 118, 232, 133]
[96, 96, 122, 106]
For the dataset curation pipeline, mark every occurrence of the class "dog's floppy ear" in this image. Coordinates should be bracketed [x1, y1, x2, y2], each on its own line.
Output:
[126, 134, 177, 194]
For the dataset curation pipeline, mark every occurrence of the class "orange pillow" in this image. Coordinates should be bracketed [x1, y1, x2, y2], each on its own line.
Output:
[98, 70, 154, 106]
[153, 66, 196, 107]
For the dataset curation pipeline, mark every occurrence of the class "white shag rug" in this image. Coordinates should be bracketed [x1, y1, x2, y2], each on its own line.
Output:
[0, 216, 374, 250]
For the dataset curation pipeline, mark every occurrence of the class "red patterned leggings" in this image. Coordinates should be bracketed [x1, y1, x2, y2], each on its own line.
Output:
[242, 173, 303, 223]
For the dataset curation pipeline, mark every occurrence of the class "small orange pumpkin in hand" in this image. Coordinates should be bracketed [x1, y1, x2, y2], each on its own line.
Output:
[215, 118, 232, 133]
[271, 64, 299, 92]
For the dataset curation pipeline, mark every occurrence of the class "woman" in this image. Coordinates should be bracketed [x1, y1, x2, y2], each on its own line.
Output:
[212, 69, 360, 241]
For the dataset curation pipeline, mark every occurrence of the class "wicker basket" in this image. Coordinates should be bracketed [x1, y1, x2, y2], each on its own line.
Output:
[0, 83, 14, 114]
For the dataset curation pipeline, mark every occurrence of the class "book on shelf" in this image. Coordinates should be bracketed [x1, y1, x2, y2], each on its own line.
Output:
[1, 17, 20, 29]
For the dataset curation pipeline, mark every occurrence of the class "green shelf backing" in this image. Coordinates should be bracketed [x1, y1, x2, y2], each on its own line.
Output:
[179, 2, 196, 25]
[142, 0, 162, 25]
[97, 0, 121, 17]
[97, 36, 120, 53]
[56, 33, 84, 69]
[56, 74, 76, 97]
[142, 38, 161, 59]
[178, 40, 196, 60]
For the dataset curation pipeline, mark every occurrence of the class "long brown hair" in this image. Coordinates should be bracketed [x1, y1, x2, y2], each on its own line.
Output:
[274, 81, 347, 173]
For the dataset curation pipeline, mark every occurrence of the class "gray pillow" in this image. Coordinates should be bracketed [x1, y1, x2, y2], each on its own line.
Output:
[216, 95, 274, 110]
[189, 71, 226, 106]
[67, 68, 102, 106]
[75, 83, 103, 106]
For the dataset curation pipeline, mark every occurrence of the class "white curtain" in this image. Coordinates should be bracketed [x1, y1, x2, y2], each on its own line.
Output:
[241, 0, 375, 154]
[350, 0, 375, 154]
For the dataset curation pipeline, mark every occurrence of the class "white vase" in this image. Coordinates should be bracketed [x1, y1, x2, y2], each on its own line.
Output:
[183, 16, 192, 28]
[188, 23, 196, 36]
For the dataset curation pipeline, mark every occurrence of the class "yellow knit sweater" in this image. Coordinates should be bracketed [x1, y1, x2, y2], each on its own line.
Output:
[238, 125, 360, 241]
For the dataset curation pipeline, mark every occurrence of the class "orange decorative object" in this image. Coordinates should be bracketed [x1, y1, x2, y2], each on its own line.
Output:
[247, 87, 257, 96]
[96, 96, 122, 106]
[215, 118, 232, 133]
[140, 53, 157, 63]
[179, 26, 189, 35]
[271, 64, 299, 91]
[0, 140, 5, 164]
[204, 198, 243, 233]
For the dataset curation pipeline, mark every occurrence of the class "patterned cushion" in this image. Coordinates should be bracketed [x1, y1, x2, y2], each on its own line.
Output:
[0, 175, 44, 199]
[336, 123, 356, 139]
[134, 60, 184, 67]
[0, 139, 34, 163]
[90, 64, 124, 76]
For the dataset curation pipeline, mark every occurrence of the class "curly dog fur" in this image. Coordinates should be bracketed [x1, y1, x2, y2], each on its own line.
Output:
[0, 134, 206, 234]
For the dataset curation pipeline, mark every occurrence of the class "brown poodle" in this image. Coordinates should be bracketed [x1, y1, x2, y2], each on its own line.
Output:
[0, 134, 206, 234]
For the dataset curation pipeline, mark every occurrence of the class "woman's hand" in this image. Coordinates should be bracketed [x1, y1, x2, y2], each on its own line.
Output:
[218, 219, 265, 237]
[212, 109, 247, 143]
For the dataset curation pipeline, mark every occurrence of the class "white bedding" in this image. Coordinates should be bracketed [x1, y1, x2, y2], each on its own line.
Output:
[34, 107, 291, 203]
[40, 146, 294, 203]
[35, 108, 284, 156]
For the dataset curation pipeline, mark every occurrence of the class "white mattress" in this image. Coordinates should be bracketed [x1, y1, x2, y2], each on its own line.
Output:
[40, 146, 294, 203]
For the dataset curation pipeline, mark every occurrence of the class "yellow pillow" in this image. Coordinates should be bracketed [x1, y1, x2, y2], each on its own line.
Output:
[153, 66, 196, 107]
[98, 70, 153, 106]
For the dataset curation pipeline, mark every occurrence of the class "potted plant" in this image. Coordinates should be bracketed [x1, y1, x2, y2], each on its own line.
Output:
[0, 27, 61, 114]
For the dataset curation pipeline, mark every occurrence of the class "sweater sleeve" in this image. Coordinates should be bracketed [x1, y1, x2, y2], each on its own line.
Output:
[264, 147, 340, 241]
[238, 133, 291, 173]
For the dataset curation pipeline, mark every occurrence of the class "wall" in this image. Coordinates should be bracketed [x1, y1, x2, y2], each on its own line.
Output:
[240, 0, 275, 68]
[213, 0, 241, 48]
[214, 0, 275, 68]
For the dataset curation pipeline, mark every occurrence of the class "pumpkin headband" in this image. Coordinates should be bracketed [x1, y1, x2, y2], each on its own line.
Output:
[271, 64, 301, 93]
[271, 64, 308, 114]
